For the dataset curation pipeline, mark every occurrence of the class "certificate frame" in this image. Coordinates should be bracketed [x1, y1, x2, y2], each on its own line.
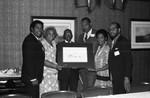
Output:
[131, 19, 150, 49]
[56, 43, 95, 69]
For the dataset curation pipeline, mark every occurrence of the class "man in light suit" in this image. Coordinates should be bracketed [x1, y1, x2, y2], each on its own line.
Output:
[108, 22, 133, 94]
[21, 20, 45, 98]
[78, 17, 97, 89]
[58, 29, 79, 92]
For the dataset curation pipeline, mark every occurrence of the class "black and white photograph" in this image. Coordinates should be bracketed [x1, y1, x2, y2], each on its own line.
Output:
[0, 0, 150, 98]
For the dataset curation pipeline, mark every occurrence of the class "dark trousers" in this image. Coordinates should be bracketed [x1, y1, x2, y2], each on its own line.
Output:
[112, 81, 126, 94]
[59, 69, 79, 92]
[79, 69, 96, 90]
[21, 83, 39, 98]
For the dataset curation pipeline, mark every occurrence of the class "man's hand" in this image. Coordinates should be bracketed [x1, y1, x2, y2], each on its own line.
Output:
[31, 79, 39, 85]
[124, 77, 130, 92]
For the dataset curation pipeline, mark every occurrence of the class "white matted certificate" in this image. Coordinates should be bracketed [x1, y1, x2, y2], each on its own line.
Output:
[56, 43, 95, 69]
[63, 47, 88, 62]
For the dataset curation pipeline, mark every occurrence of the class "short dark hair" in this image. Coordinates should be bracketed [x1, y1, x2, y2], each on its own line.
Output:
[81, 17, 91, 23]
[30, 20, 44, 32]
[111, 22, 121, 29]
[63, 29, 72, 38]
[96, 29, 108, 41]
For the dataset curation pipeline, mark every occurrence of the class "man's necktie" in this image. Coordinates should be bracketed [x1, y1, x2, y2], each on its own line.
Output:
[85, 34, 88, 42]
[111, 40, 115, 49]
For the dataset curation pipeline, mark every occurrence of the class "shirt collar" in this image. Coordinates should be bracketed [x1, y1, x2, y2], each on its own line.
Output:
[31, 32, 39, 40]
[65, 40, 72, 43]
[113, 34, 120, 43]
[31, 32, 43, 41]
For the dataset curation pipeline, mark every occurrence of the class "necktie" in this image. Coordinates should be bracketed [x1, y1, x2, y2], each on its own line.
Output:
[85, 34, 88, 42]
[111, 40, 114, 49]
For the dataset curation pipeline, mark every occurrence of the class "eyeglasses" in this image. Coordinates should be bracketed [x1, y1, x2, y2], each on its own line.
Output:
[108, 27, 117, 32]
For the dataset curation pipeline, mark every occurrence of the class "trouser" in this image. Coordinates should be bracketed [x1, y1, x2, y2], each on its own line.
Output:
[79, 69, 96, 90]
[59, 69, 79, 92]
[112, 81, 126, 94]
[21, 83, 39, 98]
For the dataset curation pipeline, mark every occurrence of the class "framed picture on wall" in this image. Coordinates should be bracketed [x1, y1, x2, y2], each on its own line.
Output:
[31, 16, 76, 42]
[131, 19, 150, 49]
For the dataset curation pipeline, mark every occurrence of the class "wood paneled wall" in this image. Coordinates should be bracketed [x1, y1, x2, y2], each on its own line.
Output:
[0, 0, 150, 83]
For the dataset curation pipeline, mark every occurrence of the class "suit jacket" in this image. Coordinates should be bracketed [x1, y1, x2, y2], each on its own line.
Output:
[108, 35, 133, 82]
[21, 33, 45, 85]
[78, 29, 97, 54]
[57, 41, 79, 81]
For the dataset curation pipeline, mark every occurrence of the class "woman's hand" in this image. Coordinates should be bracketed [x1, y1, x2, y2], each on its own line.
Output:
[85, 66, 96, 71]
[62, 64, 67, 68]
[96, 64, 109, 72]
[56, 64, 67, 70]
[56, 65, 62, 70]
[96, 68, 103, 72]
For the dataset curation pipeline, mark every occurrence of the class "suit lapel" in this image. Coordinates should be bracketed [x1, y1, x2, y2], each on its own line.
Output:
[30, 33, 44, 51]
[87, 29, 96, 42]
[111, 35, 122, 50]
[80, 33, 85, 43]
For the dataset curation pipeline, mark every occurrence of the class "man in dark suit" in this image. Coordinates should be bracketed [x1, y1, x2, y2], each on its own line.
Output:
[58, 29, 79, 92]
[78, 17, 97, 89]
[21, 20, 45, 98]
[108, 22, 133, 94]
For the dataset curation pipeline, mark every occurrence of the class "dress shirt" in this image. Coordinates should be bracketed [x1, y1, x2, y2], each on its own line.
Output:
[65, 40, 72, 43]
[83, 28, 92, 42]
[31, 32, 43, 41]
[111, 34, 120, 49]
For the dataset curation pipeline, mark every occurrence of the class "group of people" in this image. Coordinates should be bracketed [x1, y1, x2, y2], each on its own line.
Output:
[79, 17, 132, 94]
[21, 17, 133, 98]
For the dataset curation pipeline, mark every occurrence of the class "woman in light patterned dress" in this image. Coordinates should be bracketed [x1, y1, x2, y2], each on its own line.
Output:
[40, 26, 62, 96]
[94, 29, 112, 87]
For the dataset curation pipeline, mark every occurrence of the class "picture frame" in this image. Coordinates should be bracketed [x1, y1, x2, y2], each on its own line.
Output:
[131, 19, 150, 49]
[31, 16, 76, 42]
[56, 43, 95, 69]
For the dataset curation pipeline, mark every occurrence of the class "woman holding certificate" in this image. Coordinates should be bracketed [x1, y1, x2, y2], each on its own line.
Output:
[40, 26, 63, 96]
[94, 29, 112, 87]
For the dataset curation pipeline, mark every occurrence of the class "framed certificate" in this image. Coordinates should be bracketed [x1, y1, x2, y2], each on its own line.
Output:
[56, 43, 95, 69]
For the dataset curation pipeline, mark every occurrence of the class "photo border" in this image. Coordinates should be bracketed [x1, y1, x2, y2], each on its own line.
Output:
[31, 16, 76, 42]
[131, 19, 150, 49]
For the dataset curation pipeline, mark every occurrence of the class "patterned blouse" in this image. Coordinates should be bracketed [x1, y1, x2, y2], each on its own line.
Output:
[94, 43, 112, 87]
